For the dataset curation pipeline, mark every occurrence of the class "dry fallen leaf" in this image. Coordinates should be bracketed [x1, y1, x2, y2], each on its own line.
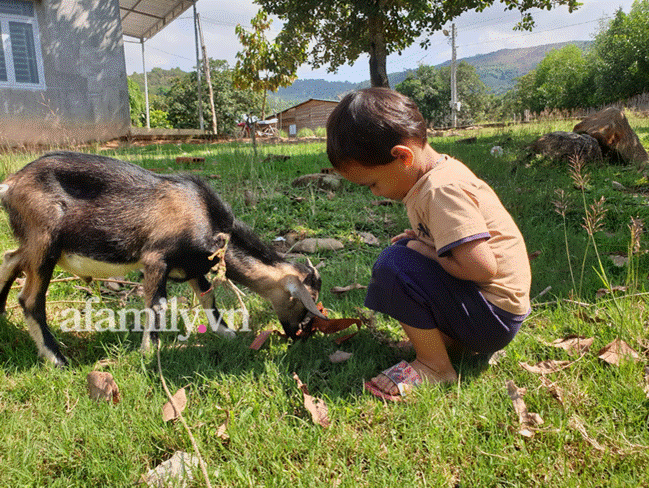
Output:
[597, 339, 640, 366]
[330, 283, 367, 295]
[87, 371, 120, 404]
[506, 380, 543, 438]
[644, 366, 649, 398]
[162, 388, 187, 422]
[358, 232, 380, 246]
[140, 450, 199, 488]
[215, 410, 230, 441]
[249, 329, 276, 350]
[569, 416, 606, 452]
[596, 285, 628, 298]
[520, 360, 574, 374]
[328, 350, 353, 363]
[311, 316, 362, 335]
[293, 373, 330, 428]
[551, 336, 594, 356]
[540, 376, 565, 406]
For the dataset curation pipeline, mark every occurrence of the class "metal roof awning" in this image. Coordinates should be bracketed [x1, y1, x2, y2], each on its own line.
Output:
[120, 0, 195, 41]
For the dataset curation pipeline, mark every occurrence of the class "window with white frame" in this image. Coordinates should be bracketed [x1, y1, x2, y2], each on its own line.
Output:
[0, 0, 45, 88]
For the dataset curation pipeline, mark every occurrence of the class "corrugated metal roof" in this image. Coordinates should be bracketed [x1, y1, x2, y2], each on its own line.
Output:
[120, 0, 194, 41]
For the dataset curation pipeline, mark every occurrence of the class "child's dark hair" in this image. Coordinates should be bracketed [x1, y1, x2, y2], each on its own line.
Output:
[326, 87, 427, 169]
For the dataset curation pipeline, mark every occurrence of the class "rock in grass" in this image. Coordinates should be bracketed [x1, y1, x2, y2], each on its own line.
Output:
[292, 173, 342, 191]
[292, 238, 344, 253]
[574, 107, 648, 164]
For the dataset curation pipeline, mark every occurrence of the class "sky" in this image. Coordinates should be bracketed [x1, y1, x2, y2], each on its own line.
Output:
[123, 0, 636, 84]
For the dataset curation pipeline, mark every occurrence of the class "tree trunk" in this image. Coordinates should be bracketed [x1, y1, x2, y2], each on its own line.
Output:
[368, 6, 389, 88]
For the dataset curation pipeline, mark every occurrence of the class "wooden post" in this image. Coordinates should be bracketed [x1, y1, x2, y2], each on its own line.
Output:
[197, 13, 217, 135]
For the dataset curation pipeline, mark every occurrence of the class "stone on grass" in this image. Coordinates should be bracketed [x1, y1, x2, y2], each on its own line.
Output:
[528, 131, 602, 164]
[573, 107, 648, 164]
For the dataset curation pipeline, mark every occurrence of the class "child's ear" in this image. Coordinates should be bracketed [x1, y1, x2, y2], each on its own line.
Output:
[391, 145, 414, 166]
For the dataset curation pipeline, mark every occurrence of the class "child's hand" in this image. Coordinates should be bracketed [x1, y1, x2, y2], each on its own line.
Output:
[406, 239, 438, 260]
[391, 229, 417, 243]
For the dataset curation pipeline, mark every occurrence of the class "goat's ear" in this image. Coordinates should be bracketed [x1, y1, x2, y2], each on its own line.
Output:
[284, 275, 327, 318]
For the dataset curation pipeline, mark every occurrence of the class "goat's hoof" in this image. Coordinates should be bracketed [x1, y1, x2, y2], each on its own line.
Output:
[217, 327, 236, 340]
[48, 353, 68, 368]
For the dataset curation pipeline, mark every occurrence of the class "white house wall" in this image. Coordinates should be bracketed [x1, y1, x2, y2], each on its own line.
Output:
[0, 0, 130, 146]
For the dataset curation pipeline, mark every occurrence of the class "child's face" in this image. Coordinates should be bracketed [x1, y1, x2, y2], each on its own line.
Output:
[336, 158, 415, 201]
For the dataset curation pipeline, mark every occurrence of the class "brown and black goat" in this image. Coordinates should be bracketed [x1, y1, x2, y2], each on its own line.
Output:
[0, 151, 324, 367]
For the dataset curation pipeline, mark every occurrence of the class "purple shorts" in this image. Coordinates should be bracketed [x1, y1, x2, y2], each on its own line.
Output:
[364, 240, 527, 354]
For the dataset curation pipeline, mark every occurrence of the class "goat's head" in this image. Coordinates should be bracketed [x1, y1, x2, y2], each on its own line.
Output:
[267, 260, 325, 338]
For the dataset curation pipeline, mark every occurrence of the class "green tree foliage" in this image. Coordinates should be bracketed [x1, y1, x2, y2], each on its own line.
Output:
[508, 1, 649, 114]
[254, 0, 580, 88]
[165, 59, 264, 134]
[592, 0, 649, 104]
[128, 77, 146, 127]
[525, 45, 593, 112]
[397, 62, 491, 126]
[234, 10, 307, 119]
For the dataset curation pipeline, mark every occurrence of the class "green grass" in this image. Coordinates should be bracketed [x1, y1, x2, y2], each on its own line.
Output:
[0, 120, 648, 487]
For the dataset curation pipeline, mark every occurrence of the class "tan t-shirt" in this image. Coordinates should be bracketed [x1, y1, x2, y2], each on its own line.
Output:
[402, 155, 531, 316]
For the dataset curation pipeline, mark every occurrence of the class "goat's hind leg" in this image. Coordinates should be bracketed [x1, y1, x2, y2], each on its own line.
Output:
[0, 249, 23, 314]
[189, 276, 236, 339]
[19, 259, 68, 367]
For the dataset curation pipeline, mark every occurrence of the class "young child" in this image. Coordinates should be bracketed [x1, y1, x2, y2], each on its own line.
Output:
[326, 88, 531, 400]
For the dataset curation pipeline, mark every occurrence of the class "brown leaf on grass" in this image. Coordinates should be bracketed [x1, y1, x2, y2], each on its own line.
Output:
[334, 331, 359, 344]
[520, 360, 574, 374]
[293, 373, 330, 428]
[573, 309, 606, 324]
[551, 335, 594, 356]
[569, 415, 606, 452]
[358, 232, 380, 246]
[87, 371, 120, 404]
[162, 388, 187, 422]
[596, 285, 628, 298]
[597, 339, 640, 366]
[528, 250, 542, 261]
[644, 366, 649, 398]
[540, 376, 565, 406]
[330, 283, 367, 295]
[249, 329, 276, 350]
[506, 380, 543, 438]
[371, 199, 394, 206]
[310, 316, 362, 335]
[328, 350, 353, 363]
[215, 410, 230, 441]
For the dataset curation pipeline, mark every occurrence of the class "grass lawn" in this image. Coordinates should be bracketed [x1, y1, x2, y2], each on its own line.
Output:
[0, 117, 648, 487]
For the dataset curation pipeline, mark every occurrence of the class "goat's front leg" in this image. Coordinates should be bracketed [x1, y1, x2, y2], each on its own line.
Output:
[189, 276, 236, 339]
[0, 248, 23, 314]
[140, 254, 168, 353]
[19, 257, 68, 367]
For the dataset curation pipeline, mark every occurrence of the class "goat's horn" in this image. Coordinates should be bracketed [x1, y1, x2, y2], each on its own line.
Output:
[285, 276, 327, 318]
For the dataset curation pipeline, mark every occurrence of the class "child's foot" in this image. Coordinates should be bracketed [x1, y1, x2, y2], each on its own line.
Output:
[367, 359, 457, 398]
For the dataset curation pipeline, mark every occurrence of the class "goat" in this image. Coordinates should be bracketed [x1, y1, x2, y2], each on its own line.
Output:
[0, 151, 325, 367]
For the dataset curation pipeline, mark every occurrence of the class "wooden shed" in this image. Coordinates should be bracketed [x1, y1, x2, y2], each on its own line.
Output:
[269, 99, 339, 136]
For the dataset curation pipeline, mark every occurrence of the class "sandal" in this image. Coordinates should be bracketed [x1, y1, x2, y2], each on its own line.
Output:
[364, 360, 422, 401]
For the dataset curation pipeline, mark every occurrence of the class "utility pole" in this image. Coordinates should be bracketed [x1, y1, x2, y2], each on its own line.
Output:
[140, 39, 150, 129]
[197, 13, 218, 135]
[450, 23, 458, 129]
[193, 2, 204, 131]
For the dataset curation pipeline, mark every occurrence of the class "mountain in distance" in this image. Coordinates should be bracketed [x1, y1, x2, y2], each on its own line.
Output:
[273, 40, 593, 101]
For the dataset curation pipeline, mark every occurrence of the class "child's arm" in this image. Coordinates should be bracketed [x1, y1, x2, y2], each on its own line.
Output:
[407, 238, 497, 283]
